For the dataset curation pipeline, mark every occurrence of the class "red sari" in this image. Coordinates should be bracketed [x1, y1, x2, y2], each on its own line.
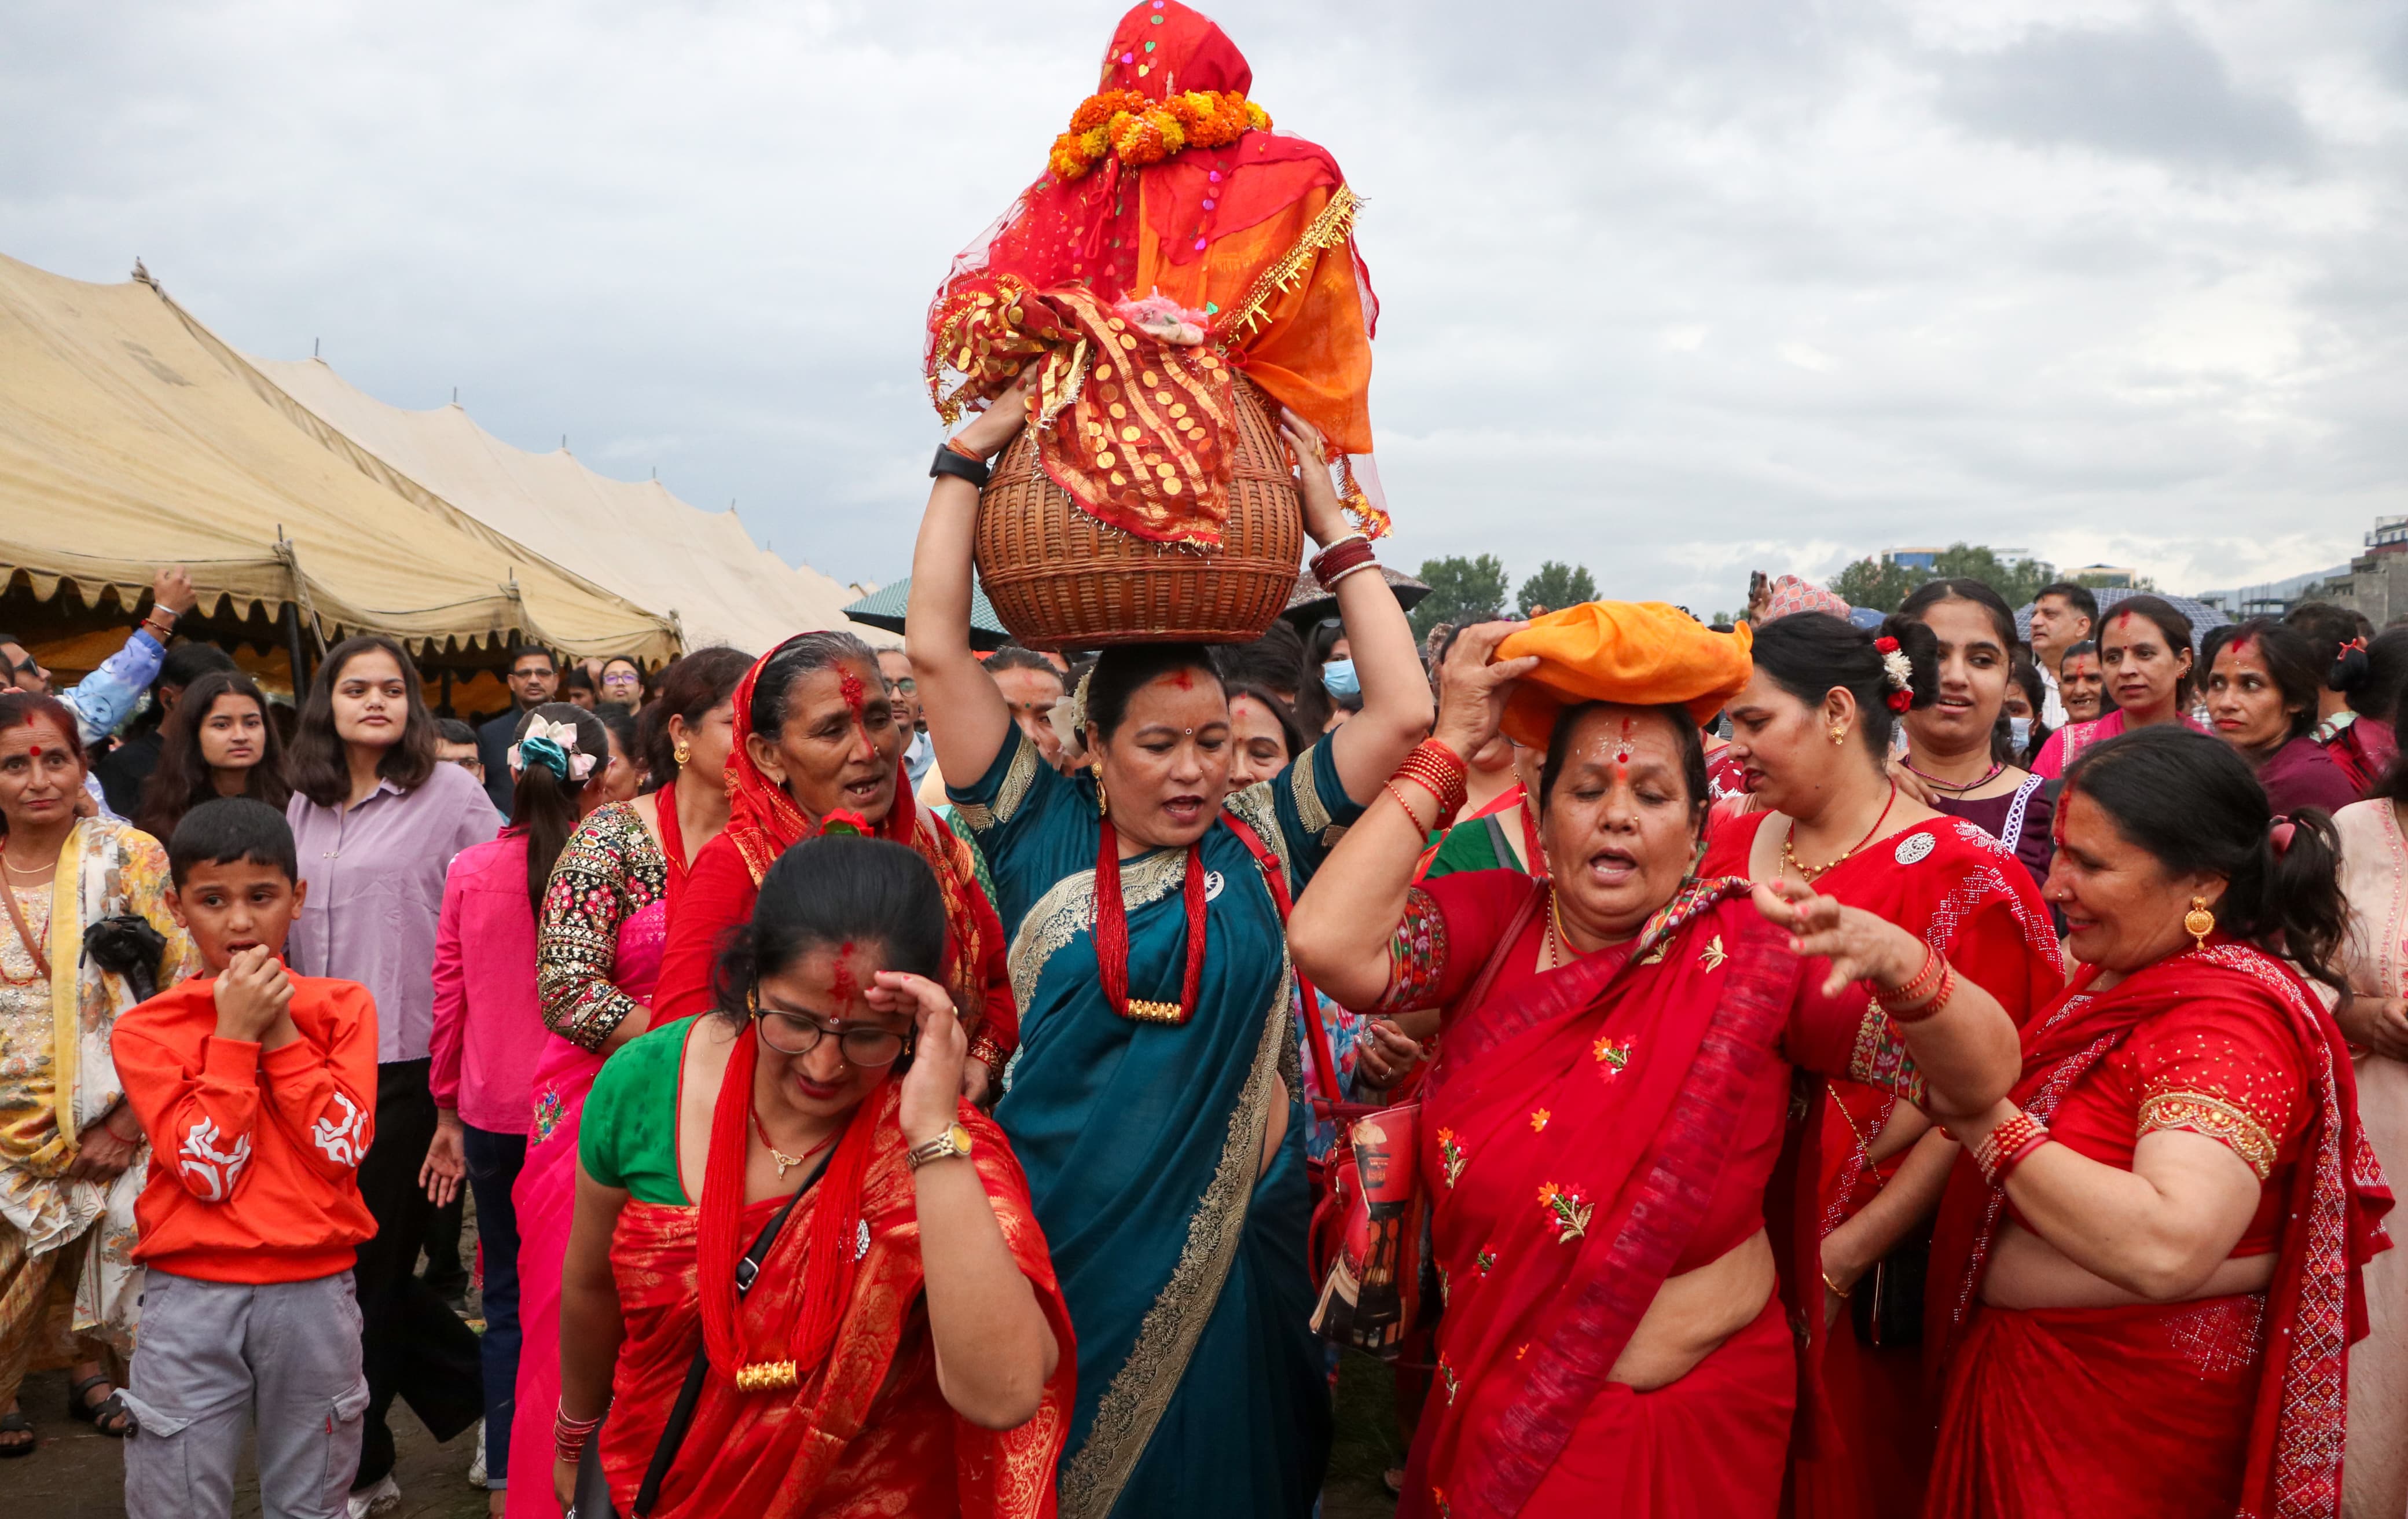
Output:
[1924, 944, 2393, 1519]
[1698, 812, 2064, 1519]
[1379, 870, 1929, 1519]
[652, 641, 1016, 1062]
[600, 1084, 1076, 1517]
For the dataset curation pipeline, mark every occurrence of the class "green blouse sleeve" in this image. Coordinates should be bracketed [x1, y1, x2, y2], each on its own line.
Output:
[579, 1017, 695, 1206]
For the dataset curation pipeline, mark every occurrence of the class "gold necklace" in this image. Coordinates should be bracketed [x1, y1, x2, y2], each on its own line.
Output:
[1544, 887, 1568, 969]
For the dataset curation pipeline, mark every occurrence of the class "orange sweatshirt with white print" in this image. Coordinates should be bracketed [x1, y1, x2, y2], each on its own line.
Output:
[111, 973, 379, 1283]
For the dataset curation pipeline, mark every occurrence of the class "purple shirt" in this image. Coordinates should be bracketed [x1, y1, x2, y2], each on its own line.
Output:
[287, 762, 504, 1065]
[2258, 734, 2361, 819]
[429, 832, 546, 1132]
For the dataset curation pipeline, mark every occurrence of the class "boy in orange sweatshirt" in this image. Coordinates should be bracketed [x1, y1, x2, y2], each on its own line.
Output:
[109, 797, 379, 1519]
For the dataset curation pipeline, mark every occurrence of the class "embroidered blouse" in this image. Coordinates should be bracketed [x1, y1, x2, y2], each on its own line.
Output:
[537, 802, 670, 1053]
[2014, 995, 2307, 1256]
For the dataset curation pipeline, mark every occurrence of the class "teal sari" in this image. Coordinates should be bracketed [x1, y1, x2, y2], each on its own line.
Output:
[953, 732, 1357, 1519]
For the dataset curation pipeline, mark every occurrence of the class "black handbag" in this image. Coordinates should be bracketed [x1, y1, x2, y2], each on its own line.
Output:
[1849, 1237, 1928, 1349]
[566, 1172, 817, 1518]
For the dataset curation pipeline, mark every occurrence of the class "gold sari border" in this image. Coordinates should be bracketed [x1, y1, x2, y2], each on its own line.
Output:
[1216, 185, 1362, 345]
[1056, 943, 1293, 1519]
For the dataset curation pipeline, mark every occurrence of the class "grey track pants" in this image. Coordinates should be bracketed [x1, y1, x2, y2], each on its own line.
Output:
[117, 1268, 370, 1519]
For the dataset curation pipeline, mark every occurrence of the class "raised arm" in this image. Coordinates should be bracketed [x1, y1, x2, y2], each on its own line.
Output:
[879, 970, 1059, 1429]
[906, 375, 1035, 790]
[1291, 623, 1532, 1011]
[1762, 883, 2022, 1122]
[1286, 414, 1436, 803]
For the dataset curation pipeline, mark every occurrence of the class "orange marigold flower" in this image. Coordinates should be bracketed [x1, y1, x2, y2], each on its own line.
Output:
[1049, 132, 1097, 181]
[1243, 99, 1272, 131]
[1070, 88, 1147, 133]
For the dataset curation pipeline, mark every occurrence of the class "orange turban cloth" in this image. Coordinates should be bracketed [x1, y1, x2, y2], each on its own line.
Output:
[1494, 602, 1754, 749]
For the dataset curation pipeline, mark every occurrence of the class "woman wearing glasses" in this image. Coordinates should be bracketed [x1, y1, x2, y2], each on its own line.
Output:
[550, 833, 1072, 1517]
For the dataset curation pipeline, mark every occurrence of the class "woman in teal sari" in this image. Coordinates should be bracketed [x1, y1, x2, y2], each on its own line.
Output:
[905, 384, 1435, 1518]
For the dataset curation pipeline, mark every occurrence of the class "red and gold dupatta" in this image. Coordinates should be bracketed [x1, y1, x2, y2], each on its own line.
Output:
[721, 640, 1016, 1053]
[1401, 878, 1799, 1519]
[1928, 943, 2394, 1519]
[600, 1083, 1075, 1518]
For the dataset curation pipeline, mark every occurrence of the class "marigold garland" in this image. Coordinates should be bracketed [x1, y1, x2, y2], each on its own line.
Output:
[1047, 87, 1271, 181]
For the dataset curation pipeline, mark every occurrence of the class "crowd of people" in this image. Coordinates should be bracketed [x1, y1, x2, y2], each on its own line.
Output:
[1, 424, 2405, 1519]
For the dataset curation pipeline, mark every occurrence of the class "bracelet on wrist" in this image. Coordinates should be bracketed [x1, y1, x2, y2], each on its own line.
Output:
[1381, 780, 1433, 835]
[930, 442, 992, 490]
[1875, 944, 1944, 1010]
[1972, 1109, 2049, 1187]
[1309, 534, 1378, 588]
[554, 1402, 607, 1462]
[1820, 1268, 1853, 1300]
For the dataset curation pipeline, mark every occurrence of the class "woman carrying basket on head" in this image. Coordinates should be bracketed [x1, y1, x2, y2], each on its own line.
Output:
[906, 368, 1430, 1517]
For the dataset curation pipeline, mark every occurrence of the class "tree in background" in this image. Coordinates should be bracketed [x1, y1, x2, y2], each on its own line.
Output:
[1517, 560, 1598, 618]
[1829, 557, 1917, 612]
[1410, 554, 1511, 640]
[1824, 543, 2059, 614]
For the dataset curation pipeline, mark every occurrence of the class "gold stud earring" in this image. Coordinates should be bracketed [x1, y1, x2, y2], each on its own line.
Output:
[1827, 722, 1848, 747]
[2183, 895, 2216, 951]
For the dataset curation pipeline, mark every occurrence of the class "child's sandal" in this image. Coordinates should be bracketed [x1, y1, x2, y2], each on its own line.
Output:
[66, 1375, 136, 1438]
[0, 1409, 33, 1457]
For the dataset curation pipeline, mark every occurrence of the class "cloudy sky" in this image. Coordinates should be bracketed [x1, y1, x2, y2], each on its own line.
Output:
[9, 0, 2405, 615]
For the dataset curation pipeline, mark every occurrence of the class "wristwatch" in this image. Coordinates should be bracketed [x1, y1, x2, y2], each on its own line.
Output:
[906, 1122, 975, 1172]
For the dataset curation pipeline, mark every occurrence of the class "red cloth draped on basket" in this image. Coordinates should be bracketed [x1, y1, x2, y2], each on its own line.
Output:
[653, 639, 1015, 1059]
[927, 0, 1384, 546]
[1400, 879, 1803, 1519]
[598, 1081, 1075, 1517]
[1925, 943, 2394, 1519]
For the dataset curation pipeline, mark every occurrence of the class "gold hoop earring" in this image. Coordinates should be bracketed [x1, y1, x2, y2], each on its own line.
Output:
[2183, 895, 2216, 951]
[672, 738, 692, 767]
[1093, 762, 1109, 818]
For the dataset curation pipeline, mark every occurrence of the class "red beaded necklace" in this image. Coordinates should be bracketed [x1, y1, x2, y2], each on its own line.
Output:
[1094, 816, 1209, 1025]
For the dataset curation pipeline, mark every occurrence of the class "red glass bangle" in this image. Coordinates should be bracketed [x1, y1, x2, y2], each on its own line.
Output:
[1382, 780, 1433, 835]
[1973, 1110, 2049, 1187]
[1310, 534, 1376, 587]
[1877, 944, 1944, 1011]
[1885, 964, 1957, 1025]
[1992, 1129, 2050, 1186]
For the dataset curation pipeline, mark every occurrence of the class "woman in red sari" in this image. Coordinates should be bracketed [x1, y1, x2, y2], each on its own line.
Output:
[1925, 724, 2391, 1519]
[552, 834, 1074, 1517]
[1290, 604, 2026, 1519]
[1701, 610, 2063, 1519]
[653, 633, 1017, 1096]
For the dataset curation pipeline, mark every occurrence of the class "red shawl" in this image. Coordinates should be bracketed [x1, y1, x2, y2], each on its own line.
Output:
[655, 640, 1015, 1055]
[600, 1084, 1075, 1518]
[1400, 878, 1801, 1519]
[1928, 943, 2394, 1519]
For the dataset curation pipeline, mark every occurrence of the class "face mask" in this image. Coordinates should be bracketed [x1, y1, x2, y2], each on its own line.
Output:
[1322, 659, 1360, 700]
[2009, 716, 2032, 749]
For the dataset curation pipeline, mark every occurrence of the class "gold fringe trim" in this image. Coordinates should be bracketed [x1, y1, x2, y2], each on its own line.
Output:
[1216, 184, 1361, 344]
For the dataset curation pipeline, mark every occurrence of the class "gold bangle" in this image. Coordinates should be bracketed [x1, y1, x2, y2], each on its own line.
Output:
[1821, 1268, 1852, 1300]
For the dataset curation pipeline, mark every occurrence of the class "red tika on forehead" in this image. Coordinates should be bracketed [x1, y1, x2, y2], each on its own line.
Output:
[1168, 668, 1195, 691]
[829, 939, 858, 1003]
[836, 667, 873, 752]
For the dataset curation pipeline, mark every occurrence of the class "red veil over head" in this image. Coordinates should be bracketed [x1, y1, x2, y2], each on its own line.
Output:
[927, 1, 1385, 547]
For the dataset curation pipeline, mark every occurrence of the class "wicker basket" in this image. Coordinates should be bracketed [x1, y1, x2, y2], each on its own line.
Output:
[975, 379, 1302, 649]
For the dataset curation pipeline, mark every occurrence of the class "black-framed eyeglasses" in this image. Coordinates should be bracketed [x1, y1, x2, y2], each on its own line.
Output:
[887, 676, 917, 695]
[751, 999, 912, 1066]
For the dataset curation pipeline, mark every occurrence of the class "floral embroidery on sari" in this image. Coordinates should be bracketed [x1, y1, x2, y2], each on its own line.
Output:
[1536, 1181, 1592, 1243]
[1438, 1127, 1466, 1187]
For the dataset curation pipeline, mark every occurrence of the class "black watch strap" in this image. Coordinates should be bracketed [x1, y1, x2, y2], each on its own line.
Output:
[930, 445, 991, 490]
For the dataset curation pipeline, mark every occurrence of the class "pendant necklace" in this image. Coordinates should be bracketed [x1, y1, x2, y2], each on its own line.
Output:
[750, 1108, 839, 1180]
[1783, 781, 1899, 884]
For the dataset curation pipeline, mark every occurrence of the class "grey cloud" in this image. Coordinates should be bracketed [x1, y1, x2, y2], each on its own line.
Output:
[1933, 17, 2313, 171]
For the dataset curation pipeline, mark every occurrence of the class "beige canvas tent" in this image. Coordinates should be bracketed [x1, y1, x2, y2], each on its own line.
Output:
[0, 253, 677, 663]
[252, 355, 881, 655]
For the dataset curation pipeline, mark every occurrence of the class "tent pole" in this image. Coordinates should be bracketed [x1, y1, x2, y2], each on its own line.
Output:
[282, 601, 313, 694]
